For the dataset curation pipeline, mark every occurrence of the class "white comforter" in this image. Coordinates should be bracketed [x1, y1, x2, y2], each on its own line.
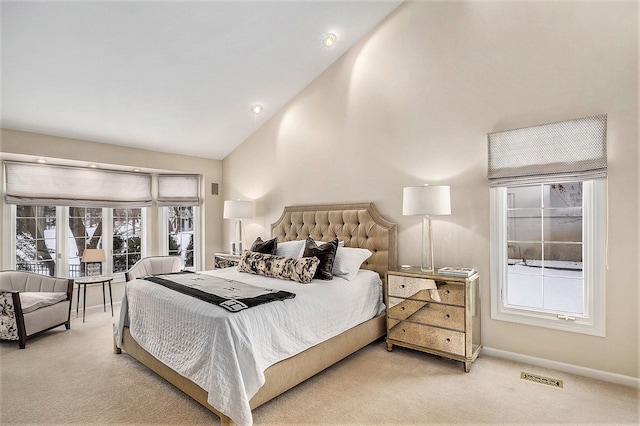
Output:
[115, 267, 384, 426]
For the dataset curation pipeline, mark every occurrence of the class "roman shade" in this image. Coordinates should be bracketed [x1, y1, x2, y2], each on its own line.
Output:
[157, 174, 200, 206]
[487, 114, 607, 187]
[4, 161, 152, 206]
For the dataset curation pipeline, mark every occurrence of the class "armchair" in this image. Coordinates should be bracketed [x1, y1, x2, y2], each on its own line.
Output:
[124, 256, 183, 282]
[0, 271, 73, 349]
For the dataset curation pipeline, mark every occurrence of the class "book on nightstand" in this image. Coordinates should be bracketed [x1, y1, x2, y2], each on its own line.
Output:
[437, 266, 477, 277]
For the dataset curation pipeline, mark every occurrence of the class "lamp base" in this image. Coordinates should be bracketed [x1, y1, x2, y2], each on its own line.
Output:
[421, 215, 435, 274]
[230, 242, 243, 255]
[86, 263, 102, 277]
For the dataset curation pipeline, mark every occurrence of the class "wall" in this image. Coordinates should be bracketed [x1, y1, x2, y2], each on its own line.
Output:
[223, 1, 639, 378]
[0, 128, 224, 307]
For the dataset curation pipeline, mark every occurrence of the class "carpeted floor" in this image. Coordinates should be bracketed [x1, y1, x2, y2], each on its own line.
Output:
[1, 308, 638, 425]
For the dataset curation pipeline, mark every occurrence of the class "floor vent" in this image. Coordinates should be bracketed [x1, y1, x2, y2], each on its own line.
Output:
[520, 372, 563, 388]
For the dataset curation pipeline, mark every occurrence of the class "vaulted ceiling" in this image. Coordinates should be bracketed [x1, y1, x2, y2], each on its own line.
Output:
[1, 1, 402, 160]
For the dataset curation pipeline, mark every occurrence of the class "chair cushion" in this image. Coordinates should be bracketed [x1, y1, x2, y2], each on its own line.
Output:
[19, 292, 67, 314]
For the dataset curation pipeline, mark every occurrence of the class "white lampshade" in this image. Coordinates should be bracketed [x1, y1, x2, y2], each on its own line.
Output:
[223, 200, 253, 219]
[403, 185, 451, 216]
[81, 248, 106, 263]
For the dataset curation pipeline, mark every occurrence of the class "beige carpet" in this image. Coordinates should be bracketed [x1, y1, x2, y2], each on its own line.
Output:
[1, 308, 638, 425]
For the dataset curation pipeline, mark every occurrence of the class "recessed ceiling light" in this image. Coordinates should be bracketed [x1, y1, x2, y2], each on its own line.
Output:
[250, 104, 263, 114]
[322, 33, 337, 47]
[88, 164, 98, 168]
[133, 168, 141, 172]
[36, 158, 47, 164]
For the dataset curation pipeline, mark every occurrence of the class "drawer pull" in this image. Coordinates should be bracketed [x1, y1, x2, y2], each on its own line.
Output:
[401, 306, 405, 311]
[400, 284, 405, 289]
[444, 290, 450, 295]
[401, 329, 406, 333]
[444, 314, 450, 319]
[445, 338, 451, 344]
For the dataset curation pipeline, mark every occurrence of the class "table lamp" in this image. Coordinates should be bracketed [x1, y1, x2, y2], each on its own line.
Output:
[403, 185, 451, 273]
[223, 200, 253, 254]
[82, 248, 106, 276]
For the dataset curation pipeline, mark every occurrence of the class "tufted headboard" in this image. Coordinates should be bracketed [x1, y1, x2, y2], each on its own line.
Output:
[271, 203, 397, 280]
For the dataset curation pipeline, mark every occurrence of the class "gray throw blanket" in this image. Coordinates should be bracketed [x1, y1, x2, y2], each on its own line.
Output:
[142, 271, 295, 312]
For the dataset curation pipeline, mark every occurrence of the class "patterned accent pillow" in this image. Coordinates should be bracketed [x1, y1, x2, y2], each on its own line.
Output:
[303, 237, 339, 280]
[237, 251, 320, 284]
[251, 237, 278, 255]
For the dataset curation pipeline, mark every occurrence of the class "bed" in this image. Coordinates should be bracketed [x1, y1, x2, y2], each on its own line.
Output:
[114, 202, 397, 425]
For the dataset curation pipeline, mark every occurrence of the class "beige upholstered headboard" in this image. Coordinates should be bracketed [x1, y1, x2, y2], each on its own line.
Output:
[271, 203, 397, 280]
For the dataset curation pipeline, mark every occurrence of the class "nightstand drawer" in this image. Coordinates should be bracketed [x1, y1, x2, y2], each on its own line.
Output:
[388, 321, 465, 356]
[388, 297, 465, 331]
[388, 275, 464, 306]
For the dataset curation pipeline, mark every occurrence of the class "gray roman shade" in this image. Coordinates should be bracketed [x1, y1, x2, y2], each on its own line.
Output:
[4, 161, 152, 206]
[487, 114, 607, 187]
[157, 174, 201, 206]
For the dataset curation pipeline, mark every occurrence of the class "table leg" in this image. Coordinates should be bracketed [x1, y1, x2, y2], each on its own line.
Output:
[108, 280, 114, 317]
[82, 284, 87, 323]
[76, 283, 80, 318]
[102, 282, 106, 312]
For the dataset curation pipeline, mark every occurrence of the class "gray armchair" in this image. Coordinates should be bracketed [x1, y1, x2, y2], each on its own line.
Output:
[0, 271, 73, 349]
[124, 256, 183, 282]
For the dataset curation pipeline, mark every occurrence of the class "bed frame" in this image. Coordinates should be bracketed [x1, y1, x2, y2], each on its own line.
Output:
[115, 202, 397, 425]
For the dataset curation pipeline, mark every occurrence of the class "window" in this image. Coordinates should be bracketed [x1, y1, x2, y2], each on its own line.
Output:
[15, 205, 57, 276]
[4, 162, 201, 277]
[68, 207, 103, 277]
[491, 180, 606, 335]
[506, 182, 583, 313]
[112, 208, 142, 274]
[488, 114, 607, 336]
[167, 206, 195, 268]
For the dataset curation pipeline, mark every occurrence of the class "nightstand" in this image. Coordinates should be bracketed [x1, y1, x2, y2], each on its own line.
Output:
[214, 252, 241, 269]
[385, 267, 481, 372]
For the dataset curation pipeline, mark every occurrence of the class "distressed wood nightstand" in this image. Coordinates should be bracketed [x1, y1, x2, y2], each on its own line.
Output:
[386, 267, 481, 372]
[214, 252, 241, 269]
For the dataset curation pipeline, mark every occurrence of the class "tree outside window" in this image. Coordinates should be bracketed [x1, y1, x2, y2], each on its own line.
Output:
[168, 206, 194, 268]
[16, 205, 57, 276]
[68, 207, 103, 277]
[113, 208, 142, 273]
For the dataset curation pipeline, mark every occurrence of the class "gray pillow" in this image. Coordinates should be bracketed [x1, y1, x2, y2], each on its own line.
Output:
[303, 237, 339, 280]
[251, 237, 278, 255]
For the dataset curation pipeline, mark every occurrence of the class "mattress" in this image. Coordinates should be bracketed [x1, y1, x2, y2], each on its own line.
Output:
[115, 267, 384, 426]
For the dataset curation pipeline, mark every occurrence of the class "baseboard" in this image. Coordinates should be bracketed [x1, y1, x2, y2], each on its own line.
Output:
[76, 300, 122, 314]
[482, 346, 640, 389]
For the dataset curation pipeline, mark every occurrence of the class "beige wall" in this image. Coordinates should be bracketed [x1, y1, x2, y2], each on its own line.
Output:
[223, 2, 639, 378]
[1, 128, 224, 307]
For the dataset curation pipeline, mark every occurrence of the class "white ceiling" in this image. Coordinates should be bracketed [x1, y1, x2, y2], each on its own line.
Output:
[1, 1, 402, 160]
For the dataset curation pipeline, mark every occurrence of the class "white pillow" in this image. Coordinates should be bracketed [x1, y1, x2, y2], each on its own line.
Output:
[332, 247, 373, 281]
[275, 240, 306, 258]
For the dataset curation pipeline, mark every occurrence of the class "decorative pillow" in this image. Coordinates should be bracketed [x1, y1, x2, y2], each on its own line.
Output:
[332, 247, 373, 281]
[250, 237, 278, 255]
[303, 237, 339, 280]
[275, 240, 306, 258]
[237, 251, 320, 284]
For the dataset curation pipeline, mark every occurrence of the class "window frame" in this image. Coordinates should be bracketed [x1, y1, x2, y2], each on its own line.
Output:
[490, 179, 606, 336]
[160, 205, 200, 271]
[6, 206, 150, 279]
